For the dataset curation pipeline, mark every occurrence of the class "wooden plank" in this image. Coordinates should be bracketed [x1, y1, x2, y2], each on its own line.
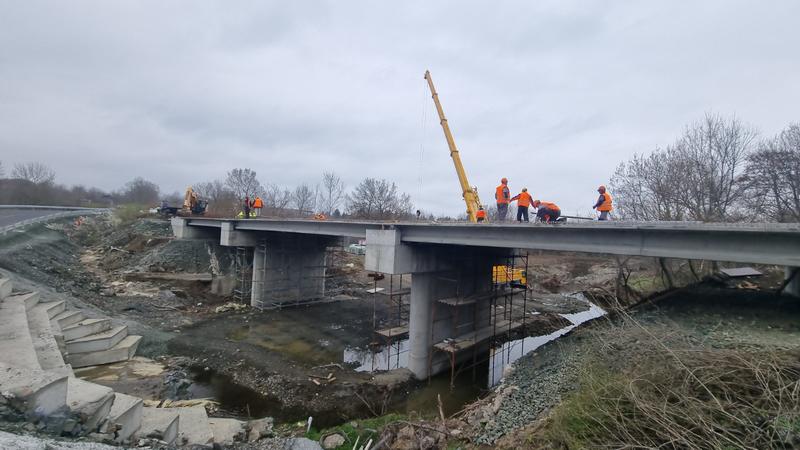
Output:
[377, 288, 411, 296]
[376, 324, 409, 338]
[437, 287, 528, 307]
[433, 319, 526, 353]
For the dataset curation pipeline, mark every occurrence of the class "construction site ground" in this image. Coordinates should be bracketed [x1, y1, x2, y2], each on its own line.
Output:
[4, 213, 786, 448]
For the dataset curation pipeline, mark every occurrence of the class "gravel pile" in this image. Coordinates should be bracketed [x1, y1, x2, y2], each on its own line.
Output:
[471, 335, 587, 445]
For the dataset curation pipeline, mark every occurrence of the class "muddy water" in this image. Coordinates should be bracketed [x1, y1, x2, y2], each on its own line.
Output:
[186, 298, 605, 421]
[187, 368, 306, 421]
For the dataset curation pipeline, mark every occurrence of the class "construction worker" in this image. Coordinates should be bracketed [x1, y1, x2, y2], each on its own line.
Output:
[476, 206, 487, 222]
[533, 200, 561, 223]
[243, 196, 251, 220]
[510, 188, 533, 222]
[495, 178, 510, 222]
[593, 185, 613, 220]
[251, 196, 264, 217]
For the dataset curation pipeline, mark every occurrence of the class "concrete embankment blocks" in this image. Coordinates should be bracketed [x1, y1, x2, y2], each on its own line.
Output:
[66, 378, 115, 432]
[0, 293, 42, 370]
[43, 300, 65, 319]
[51, 310, 84, 331]
[11, 292, 40, 311]
[0, 363, 68, 417]
[0, 278, 11, 300]
[208, 417, 246, 445]
[66, 335, 142, 368]
[27, 304, 69, 372]
[175, 406, 214, 447]
[65, 325, 127, 354]
[139, 407, 180, 445]
[106, 392, 143, 443]
[62, 318, 111, 341]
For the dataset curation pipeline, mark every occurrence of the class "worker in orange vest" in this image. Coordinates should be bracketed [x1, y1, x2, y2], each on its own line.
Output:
[593, 185, 613, 220]
[251, 196, 264, 217]
[532, 200, 561, 223]
[510, 188, 533, 222]
[495, 178, 510, 222]
[476, 206, 487, 223]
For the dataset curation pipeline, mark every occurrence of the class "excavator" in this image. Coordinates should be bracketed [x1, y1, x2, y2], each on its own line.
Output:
[157, 186, 207, 217]
[424, 70, 525, 285]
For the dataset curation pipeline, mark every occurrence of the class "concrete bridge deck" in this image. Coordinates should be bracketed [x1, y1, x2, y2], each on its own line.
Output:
[179, 217, 800, 266]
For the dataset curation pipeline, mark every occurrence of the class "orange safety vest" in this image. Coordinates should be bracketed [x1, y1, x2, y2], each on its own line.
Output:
[515, 192, 532, 207]
[252, 197, 263, 208]
[598, 192, 613, 212]
[476, 209, 487, 219]
[495, 185, 510, 204]
[539, 201, 560, 212]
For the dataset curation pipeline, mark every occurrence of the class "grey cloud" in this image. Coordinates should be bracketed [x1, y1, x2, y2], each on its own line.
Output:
[1, 0, 799, 216]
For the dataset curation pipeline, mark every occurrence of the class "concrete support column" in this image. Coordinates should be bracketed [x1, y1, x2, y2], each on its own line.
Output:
[408, 272, 435, 380]
[251, 245, 266, 307]
[785, 267, 800, 297]
[249, 234, 332, 309]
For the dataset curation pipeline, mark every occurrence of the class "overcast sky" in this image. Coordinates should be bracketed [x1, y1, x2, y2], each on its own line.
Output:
[1, 1, 798, 216]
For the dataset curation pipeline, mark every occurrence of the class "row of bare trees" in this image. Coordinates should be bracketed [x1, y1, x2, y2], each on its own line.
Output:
[193, 169, 414, 220]
[0, 160, 169, 207]
[610, 114, 799, 222]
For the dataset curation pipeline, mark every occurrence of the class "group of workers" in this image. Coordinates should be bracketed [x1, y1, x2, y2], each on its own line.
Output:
[478, 178, 613, 223]
[238, 195, 264, 219]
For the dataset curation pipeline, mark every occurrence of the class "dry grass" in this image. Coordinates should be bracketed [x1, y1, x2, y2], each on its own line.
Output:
[538, 314, 800, 449]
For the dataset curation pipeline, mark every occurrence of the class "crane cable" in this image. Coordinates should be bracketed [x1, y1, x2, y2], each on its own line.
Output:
[418, 78, 428, 206]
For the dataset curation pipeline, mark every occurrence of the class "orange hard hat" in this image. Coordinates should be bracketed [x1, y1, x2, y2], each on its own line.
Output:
[598, 185, 606, 193]
[501, 177, 508, 183]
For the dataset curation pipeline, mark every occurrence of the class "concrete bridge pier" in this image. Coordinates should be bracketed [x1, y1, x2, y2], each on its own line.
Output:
[366, 229, 505, 379]
[785, 267, 800, 297]
[218, 221, 334, 308]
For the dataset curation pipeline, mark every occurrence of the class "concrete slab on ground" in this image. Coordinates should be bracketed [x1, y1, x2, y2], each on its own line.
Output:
[138, 407, 179, 445]
[174, 406, 214, 447]
[208, 417, 245, 445]
[107, 392, 143, 443]
[66, 378, 114, 432]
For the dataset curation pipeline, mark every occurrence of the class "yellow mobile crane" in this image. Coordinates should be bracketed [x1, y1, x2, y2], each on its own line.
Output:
[424, 70, 526, 285]
[424, 70, 486, 223]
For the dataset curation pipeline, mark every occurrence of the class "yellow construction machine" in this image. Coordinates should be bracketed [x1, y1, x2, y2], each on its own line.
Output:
[424, 70, 486, 223]
[424, 70, 526, 286]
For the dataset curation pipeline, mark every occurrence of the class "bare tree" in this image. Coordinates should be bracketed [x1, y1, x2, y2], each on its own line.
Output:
[611, 150, 686, 221]
[742, 123, 800, 222]
[0, 161, 4, 178]
[320, 171, 345, 215]
[12, 162, 56, 185]
[291, 183, 317, 214]
[225, 168, 263, 200]
[611, 114, 755, 222]
[118, 177, 160, 205]
[346, 178, 413, 219]
[263, 183, 292, 210]
[675, 114, 756, 221]
[194, 179, 238, 215]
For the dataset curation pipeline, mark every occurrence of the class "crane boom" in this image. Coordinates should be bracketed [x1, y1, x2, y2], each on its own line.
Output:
[424, 70, 484, 223]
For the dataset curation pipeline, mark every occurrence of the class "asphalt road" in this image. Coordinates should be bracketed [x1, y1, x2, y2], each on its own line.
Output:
[0, 209, 62, 228]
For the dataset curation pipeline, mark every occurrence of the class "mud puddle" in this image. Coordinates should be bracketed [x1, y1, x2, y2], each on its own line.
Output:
[187, 367, 306, 422]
